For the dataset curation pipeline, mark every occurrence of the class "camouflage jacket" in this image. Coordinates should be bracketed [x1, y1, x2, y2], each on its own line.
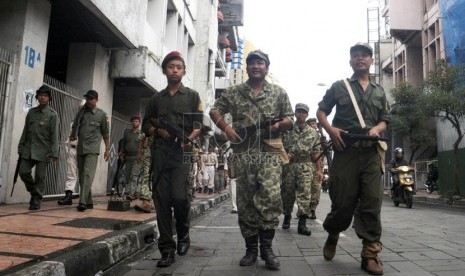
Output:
[283, 123, 320, 160]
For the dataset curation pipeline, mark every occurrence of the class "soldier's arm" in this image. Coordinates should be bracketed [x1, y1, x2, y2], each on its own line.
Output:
[101, 112, 110, 161]
[49, 112, 60, 159]
[142, 95, 158, 136]
[18, 112, 30, 155]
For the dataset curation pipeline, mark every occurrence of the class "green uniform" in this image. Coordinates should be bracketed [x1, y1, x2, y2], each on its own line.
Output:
[18, 105, 59, 203]
[121, 128, 143, 195]
[319, 77, 390, 250]
[211, 80, 294, 238]
[71, 106, 109, 205]
[139, 135, 154, 201]
[142, 84, 202, 255]
[281, 123, 319, 218]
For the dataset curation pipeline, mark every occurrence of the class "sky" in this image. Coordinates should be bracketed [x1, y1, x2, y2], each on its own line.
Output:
[242, 0, 376, 118]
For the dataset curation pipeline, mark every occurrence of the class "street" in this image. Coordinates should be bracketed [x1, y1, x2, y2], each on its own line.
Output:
[105, 193, 465, 276]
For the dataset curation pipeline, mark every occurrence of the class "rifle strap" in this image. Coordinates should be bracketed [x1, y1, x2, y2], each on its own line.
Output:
[343, 79, 367, 130]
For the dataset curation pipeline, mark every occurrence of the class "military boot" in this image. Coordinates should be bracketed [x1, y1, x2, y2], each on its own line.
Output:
[361, 241, 383, 275]
[58, 190, 73, 205]
[259, 229, 280, 270]
[310, 210, 317, 220]
[239, 235, 258, 266]
[323, 232, 339, 260]
[282, 214, 291, 229]
[208, 188, 213, 194]
[297, 216, 312, 236]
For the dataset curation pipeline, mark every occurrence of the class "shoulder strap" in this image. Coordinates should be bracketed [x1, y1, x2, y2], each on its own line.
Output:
[342, 79, 366, 130]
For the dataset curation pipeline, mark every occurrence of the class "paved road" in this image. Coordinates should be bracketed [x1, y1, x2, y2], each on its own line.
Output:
[106, 193, 465, 276]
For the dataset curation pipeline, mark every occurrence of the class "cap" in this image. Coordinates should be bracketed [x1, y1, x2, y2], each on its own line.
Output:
[162, 51, 185, 69]
[350, 42, 373, 57]
[306, 118, 317, 123]
[83, 90, 98, 99]
[246, 50, 270, 66]
[36, 85, 51, 96]
[295, 103, 309, 113]
[130, 115, 141, 122]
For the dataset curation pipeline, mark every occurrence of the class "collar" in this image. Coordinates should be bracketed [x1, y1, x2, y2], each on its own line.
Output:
[160, 83, 187, 96]
[36, 105, 51, 113]
[294, 122, 309, 133]
[90, 106, 98, 113]
[245, 80, 272, 94]
[348, 76, 376, 88]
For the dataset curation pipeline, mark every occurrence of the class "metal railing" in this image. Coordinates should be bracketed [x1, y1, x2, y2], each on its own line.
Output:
[43, 75, 84, 196]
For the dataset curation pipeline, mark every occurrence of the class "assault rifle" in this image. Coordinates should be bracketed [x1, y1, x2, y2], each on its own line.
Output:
[314, 132, 389, 163]
[10, 156, 21, 197]
[234, 117, 283, 141]
[152, 117, 199, 147]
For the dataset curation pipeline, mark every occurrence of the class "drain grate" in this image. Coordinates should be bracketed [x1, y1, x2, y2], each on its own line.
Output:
[55, 217, 139, 230]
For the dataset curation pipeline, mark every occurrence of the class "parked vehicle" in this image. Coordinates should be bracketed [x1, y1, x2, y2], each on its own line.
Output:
[322, 168, 329, 193]
[424, 162, 439, 194]
[391, 165, 415, 208]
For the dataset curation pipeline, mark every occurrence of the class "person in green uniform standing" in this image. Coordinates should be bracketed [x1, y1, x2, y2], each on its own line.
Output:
[281, 104, 321, 235]
[142, 51, 203, 268]
[210, 50, 294, 270]
[18, 85, 59, 210]
[317, 43, 390, 275]
[70, 90, 110, 212]
[119, 116, 143, 200]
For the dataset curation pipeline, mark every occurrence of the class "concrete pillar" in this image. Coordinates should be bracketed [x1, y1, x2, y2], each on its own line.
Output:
[0, 0, 51, 204]
[67, 42, 114, 197]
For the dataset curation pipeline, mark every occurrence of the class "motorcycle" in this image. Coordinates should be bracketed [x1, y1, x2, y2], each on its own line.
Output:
[391, 165, 415, 208]
[424, 163, 439, 194]
[321, 169, 329, 193]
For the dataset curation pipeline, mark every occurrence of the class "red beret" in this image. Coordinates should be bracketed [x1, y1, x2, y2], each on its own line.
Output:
[162, 51, 185, 69]
[130, 115, 141, 122]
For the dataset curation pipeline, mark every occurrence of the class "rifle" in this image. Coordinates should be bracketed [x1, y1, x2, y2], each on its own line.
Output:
[314, 132, 389, 163]
[10, 157, 21, 197]
[234, 117, 283, 141]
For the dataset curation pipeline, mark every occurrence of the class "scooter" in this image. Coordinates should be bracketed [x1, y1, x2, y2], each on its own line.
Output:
[424, 163, 439, 194]
[391, 165, 415, 208]
[321, 169, 329, 193]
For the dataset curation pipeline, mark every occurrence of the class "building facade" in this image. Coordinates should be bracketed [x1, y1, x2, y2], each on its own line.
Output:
[381, 0, 465, 192]
[0, 0, 243, 204]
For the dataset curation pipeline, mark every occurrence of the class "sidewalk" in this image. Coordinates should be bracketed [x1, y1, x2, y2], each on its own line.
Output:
[0, 191, 230, 276]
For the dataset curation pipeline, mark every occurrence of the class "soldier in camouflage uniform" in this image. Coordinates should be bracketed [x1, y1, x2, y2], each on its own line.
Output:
[317, 43, 390, 275]
[210, 50, 293, 270]
[134, 134, 154, 213]
[281, 104, 322, 236]
[307, 117, 324, 220]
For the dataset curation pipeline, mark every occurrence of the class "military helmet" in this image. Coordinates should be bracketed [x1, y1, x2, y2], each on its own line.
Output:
[394, 147, 403, 155]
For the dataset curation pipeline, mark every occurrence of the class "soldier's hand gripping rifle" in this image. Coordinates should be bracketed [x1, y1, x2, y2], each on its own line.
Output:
[314, 132, 389, 163]
[157, 117, 200, 149]
[234, 117, 284, 141]
[10, 156, 21, 197]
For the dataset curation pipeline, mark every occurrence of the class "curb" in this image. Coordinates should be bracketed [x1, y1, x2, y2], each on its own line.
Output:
[7, 193, 230, 276]
[383, 192, 465, 207]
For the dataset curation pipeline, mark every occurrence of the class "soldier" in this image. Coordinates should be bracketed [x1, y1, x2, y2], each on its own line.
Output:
[187, 147, 200, 202]
[210, 50, 293, 270]
[201, 147, 217, 194]
[70, 90, 110, 212]
[142, 51, 203, 267]
[134, 134, 154, 213]
[281, 104, 322, 235]
[215, 147, 226, 193]
[306, 117, 324, 220]
[317, 43, 390, 275]
[119, 116, 143, 200]
[18, 85, 59, 210]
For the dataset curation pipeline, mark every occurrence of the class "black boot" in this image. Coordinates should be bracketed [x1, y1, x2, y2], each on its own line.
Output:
[310, 210, 316, 220]
[239, 235, 258, 266]
[58, 190, 73, 205]
[297, 216, 312, 236]
[157, 252, 175, 267]
[203, 187, 208, 193]
[282, 214, 291, 229]
[259, 229, 280, 270]
[177, 234, 190, 256]
[208, 188, 213, 194]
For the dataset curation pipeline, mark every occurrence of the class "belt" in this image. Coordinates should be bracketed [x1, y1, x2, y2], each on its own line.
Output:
[205, 164, 215, 166]
[350, 141, 375, 148]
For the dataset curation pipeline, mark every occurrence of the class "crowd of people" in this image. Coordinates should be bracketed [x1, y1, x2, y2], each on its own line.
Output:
[18, 42, 390, 275]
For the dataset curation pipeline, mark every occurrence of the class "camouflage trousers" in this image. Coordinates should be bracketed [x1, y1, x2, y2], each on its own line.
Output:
[139, 144, 152, 201]
[281, 161, 314, 218]
[310, 176, 322, 211]
[236, 152, 283, 238]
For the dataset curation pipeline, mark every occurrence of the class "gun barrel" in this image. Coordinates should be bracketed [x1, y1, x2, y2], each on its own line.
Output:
[341, 133, 389, 142]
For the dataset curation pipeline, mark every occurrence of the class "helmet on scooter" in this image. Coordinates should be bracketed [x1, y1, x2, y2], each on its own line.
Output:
[394, 147, 403, 154]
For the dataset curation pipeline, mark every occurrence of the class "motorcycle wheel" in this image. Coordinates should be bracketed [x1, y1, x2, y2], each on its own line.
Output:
[405, 190, 413, 209]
